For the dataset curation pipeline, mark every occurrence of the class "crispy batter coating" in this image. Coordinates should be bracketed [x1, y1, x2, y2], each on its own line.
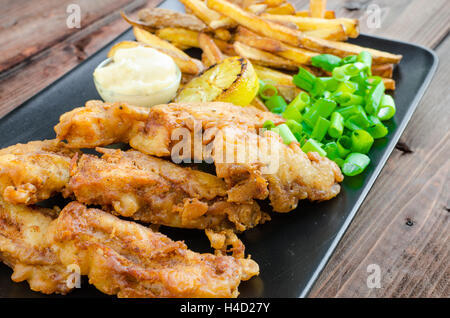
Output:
[49, 202, 259, 298]
[214, 127, 343, 212]
[65, 148, 269, 233]
[54, 100, 150, 148]
[131, 103, 343, 212]
[129, 102, 285, 157]
[0, 140, 78, 205]
[0, 198, 72, 294]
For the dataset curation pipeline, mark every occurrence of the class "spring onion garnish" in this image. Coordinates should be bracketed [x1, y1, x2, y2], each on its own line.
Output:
[264, 51, 395, 176]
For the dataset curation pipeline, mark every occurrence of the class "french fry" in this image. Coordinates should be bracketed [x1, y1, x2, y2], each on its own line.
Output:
[265, 3, 296, 15]
[262, 0, 285, 8]
[198, 32, 224, 66]
[372, 63, 394, 78]
[300, 35, 403, 64]
[207, 0, 304, 46]
[131, 8, 208, 32]
[235, 27, 285, 53]
[214, 28, 232, 41]
[179, 0, 236, 29]
[235, 27, 318, 64]
[233, 41, 298, 70]
[156, 27, 235, 55]
[261, 14, 359, 38]
[303, 27, 347, 41]
[296, 10, 335, 19]
[309, 0, 327, 19]
[250, 96, 269, 111]
[246, 4, 268, 15]
[156, 28, 200, 48]
[133, 27, 204, 74]
[253, 65, 301, 101]
[382, 78, 396, 90]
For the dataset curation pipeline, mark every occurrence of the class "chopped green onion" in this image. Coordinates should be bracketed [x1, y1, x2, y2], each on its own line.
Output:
[342, 153, 370, 176]
[357, 51, 372, 75]
[301, 139, 326, 156]
[377, 94, 396, 120]
[367, 116, 388, 139]
[351, 129, 374, 154]
[265, 95, 287, 113]
[337, 135, 352, 158]
[319, 77, 339, 92]
[311, 116, 330, 142]
[332, 65, 351, 82]
[286, 119, 303, 135]
[365, 78, 385, 115]
[335, 81, 358, 94]
[328, 112, 344, 138]
[334, 92, 364, 106]
[293, 68, 317, 91]
[311, 54, 342, 72]
[259, 83, 278, 100]
[345, 112, 371, 131]
[340, 55, 358, 65]
[263, 120, 275, 130]
[311, 77, 327, 97]
[324, 142, 340, 160]
[287, 91, 310, 112]
[275, 124, 297, 145]
[303, 98, 336, 127]
[336, 105, 365, 119]
[282, 104, 303, 122]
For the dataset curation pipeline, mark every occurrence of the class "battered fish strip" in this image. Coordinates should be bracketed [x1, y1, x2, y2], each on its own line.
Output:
[0, 140, 78, 205]
[49, 202, 259, 298]
[0, 198, 73, 294]
[131, 103, 343, 212]
[65, 148, 269, 238]
[54, 100, 150, 148]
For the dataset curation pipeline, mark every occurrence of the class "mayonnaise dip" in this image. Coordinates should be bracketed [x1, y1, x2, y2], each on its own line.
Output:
[93, 46, 180, 107]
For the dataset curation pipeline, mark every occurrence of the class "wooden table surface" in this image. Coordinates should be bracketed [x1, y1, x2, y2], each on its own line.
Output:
[0, 0, 448, 297]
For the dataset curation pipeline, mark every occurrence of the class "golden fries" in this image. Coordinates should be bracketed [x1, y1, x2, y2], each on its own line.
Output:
[372, 63, 394, 78]
[246, 4, 268, 15]
[250, 96, 270, 111]
[300, 35, 403, 64]
[156, 27, 200, 48]
[179, 0, 236, 29]
[133, 27, 204, 74]
[235, 27, 318, 65]
[132, 8, 208, 31]
[207, 0, 303, 46]
[265, 3, 296, 15]
[198, 32, 224, 66]
[261, 13, 359, 38]
[309, 0, 327, 18]
[382, 78, 396, 90]
[235, 27, 285, 53]
[296, 10, 335, 19]
[303, 27, 347, 41]
[233, 41, 298, 70]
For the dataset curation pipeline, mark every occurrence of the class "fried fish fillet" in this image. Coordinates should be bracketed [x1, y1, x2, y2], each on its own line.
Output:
[65, 148, 268, 234]
[54, 100, 150, 148]
[0, 198, 72, 294]
[49, 202, 259, 298]
[131, 103, 343, 212]
[0, 140, 78, 205]
[128, 102, 285, 158]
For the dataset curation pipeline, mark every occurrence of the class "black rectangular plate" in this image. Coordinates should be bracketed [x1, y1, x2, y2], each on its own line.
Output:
[0, 0, 438, 298]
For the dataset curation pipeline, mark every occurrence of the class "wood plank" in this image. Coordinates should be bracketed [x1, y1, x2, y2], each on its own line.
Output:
[0, 0, 147, 73]
[309, 36, 450, 298]
[0, 0, 161, 119]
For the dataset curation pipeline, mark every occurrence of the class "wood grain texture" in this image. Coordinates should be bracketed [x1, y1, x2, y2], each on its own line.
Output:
[0, 0, 448, 298]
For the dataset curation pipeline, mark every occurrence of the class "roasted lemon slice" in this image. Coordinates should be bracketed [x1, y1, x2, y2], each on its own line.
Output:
[175, 56, 259, 106]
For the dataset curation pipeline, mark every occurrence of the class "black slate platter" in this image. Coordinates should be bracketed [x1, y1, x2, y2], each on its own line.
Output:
[0, 0, 438, 298]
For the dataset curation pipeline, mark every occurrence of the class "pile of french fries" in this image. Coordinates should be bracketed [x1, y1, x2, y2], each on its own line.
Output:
[122, 0, 400, 107]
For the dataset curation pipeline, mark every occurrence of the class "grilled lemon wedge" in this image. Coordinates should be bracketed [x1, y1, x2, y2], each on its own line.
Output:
[175, 56, 259, 106]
